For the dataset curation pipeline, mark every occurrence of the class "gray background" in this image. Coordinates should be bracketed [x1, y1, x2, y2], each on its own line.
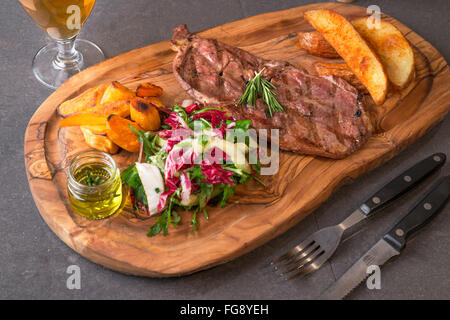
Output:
[1, 0, 449, 300]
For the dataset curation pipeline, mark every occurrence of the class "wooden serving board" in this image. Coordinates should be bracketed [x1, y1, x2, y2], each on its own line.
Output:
[24, 2, 450, 277]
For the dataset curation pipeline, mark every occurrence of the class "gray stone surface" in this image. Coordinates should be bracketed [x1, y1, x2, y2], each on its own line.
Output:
[1, 0, 449, 300]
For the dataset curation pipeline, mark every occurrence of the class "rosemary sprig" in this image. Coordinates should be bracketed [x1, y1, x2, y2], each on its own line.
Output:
[84, 171, 105, 186]
[238, 68, 284, 117]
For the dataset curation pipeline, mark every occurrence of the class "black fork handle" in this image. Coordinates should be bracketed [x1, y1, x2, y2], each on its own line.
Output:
[383, 175, 450, 251]
[360, 153, 446, 216]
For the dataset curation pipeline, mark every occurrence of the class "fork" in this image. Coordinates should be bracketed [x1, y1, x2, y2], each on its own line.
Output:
[272, 153, 446, 280]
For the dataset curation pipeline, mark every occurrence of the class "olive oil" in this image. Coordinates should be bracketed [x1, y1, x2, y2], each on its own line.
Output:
[75, 164, 109, 187]
[67, 151, 122, 220]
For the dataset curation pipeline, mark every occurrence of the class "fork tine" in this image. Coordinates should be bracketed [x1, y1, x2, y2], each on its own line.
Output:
[271, 237, 316, 265]
[276, 243, 320, 270]
[285, 250, 326, 280]
[294, 253, 329, 278]
[280, 246, 322, 275]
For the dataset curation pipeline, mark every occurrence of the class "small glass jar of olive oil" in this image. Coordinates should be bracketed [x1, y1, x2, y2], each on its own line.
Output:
[67, 150, 122, 219]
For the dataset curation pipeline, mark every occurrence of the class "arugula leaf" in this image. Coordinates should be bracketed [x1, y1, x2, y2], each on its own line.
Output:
[235, 120, 252, 130]
[148, 220, 162, 237]
[191, 107, 223, 114]
[134, 185, 148, 206]
[191, 207, 199, 233]
[189, 166, 204, 180]
[121, 164, 148, 206]
[121, 163, 136, 183]
[219, 184, 235, 208]
[172, 211, 181, 225]
[198, 181, 213, 209]
[147, 193, 181, 237]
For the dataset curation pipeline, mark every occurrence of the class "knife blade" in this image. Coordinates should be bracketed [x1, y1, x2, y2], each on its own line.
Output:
[319, 175, 450, 300]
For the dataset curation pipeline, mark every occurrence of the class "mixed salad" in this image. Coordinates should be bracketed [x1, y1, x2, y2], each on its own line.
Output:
[121, 103, 262, 236]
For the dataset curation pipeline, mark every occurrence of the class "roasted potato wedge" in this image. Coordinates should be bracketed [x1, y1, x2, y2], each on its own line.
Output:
[130, 98, 161, 131]
[314, 62, 367, 93]
[82, 99, 132, 118]
[60, 113, 107, 127]
[143, 96, 165, 108]
[136, 82, 164, 98]
[80, 127, 119, 154]
[57, 83, 108, 117]
[305, 9, 388, 105]
[99, 81, 135, 104]
[297, 31, 340, 59]
[80, 124, 108, 135]
[106, 115, 142, 153]
[352, 17, 415, 89]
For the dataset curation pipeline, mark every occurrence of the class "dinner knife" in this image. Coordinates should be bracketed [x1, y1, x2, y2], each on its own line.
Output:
[319, 175, 450, 300]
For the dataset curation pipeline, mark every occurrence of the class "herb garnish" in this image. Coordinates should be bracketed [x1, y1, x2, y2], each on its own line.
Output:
[238, 68, 284, 117]
[84, 170, 105, 186]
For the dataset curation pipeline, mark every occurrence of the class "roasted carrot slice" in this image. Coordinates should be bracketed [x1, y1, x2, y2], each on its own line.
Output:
[106, 115, 142, 153]
[136, 82, 164, 98]
[81, 127, 119, 154]
[130, 98, 161, 131]
[57, 83, 109, 117]
[60, 113, 107, 127]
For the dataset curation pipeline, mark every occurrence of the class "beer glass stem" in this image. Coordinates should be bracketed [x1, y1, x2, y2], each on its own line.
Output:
[53, 37, 83, 70]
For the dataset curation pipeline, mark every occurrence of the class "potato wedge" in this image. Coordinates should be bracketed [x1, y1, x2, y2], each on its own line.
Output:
[136, 82, 164, 98]
[130, 98, 161, 131]
[143, 96, 165, 108]
[305, 9, 388, 105]
[80, 127, 119, 154]
[83, 99, 132, 118]
[297, 31, 340, 59]
[60, 113, 107, 127]
[106, 115, 142, 153]
[57, 83, 108, 117]
[99, 81, 135, 104]
[80, 124, 108, 135]
[352, 17, 415, 89]
[314, 62, 367, 93]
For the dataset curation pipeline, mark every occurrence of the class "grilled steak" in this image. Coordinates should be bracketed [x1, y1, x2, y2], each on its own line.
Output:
[171, 25, 372, 159]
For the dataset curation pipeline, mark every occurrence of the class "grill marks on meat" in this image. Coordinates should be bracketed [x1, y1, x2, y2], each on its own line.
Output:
[171, 25, 372, 159]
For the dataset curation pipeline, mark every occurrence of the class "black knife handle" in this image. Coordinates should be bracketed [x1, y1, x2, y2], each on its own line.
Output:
[360, 153, 446, 216]
[383, 175, 450, 252]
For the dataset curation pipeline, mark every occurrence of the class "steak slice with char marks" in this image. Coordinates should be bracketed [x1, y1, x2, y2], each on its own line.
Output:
[171, 24, 372, 159]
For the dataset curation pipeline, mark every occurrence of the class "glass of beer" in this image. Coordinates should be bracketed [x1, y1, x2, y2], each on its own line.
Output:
[18, 0, 104, 89]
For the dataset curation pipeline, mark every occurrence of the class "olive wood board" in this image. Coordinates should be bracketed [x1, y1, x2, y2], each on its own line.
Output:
[24, 2, 450, 277]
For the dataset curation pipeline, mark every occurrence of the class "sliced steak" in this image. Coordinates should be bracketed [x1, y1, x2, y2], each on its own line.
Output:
[171, 24, 372, 159]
